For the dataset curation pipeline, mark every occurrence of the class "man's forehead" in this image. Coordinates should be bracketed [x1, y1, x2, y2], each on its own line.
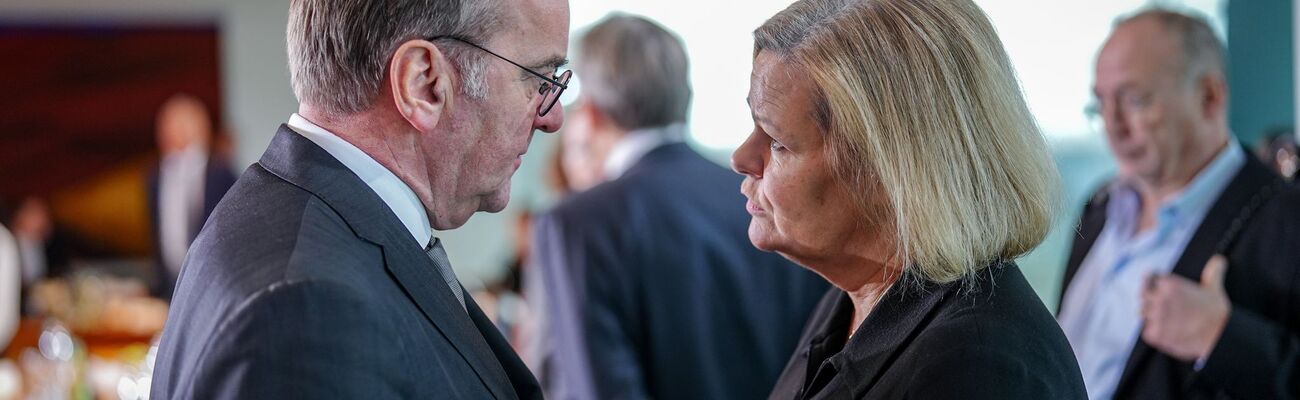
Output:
[511, 0, 570, 36]
[1100, 20, 1180, 71]
[502, 0, 570, 67]
[536, 0, 571, 26]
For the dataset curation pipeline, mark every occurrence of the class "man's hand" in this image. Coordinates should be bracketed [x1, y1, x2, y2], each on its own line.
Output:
[1140, 255, 1232, 362]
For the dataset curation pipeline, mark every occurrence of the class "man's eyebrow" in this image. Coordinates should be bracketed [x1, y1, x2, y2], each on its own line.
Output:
[529, 56, 569, 71]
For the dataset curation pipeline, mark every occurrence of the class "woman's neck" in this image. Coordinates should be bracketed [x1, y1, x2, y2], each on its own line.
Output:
[800, 247, 902, 339]
[843, 264, 901, 338]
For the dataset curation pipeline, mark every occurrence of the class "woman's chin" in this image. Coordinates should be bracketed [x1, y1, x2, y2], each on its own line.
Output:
[747, 224, 781, 253]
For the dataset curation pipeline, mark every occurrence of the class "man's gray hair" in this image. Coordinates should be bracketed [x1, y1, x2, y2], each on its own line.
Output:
[1117, 8, 1226, 86]
[576, 14, 692, 130]
[287, 0, 505, 115]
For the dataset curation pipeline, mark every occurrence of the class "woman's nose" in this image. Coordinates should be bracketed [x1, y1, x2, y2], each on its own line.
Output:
[732, 131, 765, 178]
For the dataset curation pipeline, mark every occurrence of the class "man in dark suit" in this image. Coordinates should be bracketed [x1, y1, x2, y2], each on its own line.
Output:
[524, 15, 827, 400]
[150, 0, 571, 398]
[146, 94, 237, 300]
[1058, 9, 1300, 399]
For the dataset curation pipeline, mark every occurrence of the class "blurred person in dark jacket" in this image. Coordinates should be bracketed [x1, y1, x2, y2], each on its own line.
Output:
[146, 93, 237, 300]
[8, 197, 55, 288]
[6, 197, 109, 287]
[524, 14, 827, 400]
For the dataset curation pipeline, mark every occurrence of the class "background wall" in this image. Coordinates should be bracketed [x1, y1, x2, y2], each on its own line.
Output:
[1227, 0, 1295, 145]
[0, 0, 295, 171]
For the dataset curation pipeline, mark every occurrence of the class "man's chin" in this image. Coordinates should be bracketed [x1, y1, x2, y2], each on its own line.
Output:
[477, 188, 512, 213]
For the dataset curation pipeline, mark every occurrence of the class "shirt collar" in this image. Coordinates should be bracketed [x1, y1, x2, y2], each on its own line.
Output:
[602, 123, 687, 179]
[1168, 140, 1245, 222]
[286, 113, 434, 248]
[1109, 140, 1245, 230]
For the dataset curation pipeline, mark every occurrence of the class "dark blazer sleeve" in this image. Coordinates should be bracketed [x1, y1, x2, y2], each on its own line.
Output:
[1190, 185, 1300, 400]
[1194, 304, 1300, 399]
[529, 209, 649, 400]
[183, 280, 404, 400]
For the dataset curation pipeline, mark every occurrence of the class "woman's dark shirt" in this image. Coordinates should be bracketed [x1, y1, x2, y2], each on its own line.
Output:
[768, 262, 1087, 399]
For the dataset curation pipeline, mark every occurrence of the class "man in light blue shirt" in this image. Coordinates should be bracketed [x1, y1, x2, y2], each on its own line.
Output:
[1058, 141, 1241, 399]
[1058, 9, 1300, 399]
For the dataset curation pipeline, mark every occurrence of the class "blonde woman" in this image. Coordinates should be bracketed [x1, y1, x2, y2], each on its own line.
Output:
[732, 0, 1087, 398]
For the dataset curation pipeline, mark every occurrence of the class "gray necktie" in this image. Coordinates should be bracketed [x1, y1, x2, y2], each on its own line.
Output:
[425, 238, 466, 311]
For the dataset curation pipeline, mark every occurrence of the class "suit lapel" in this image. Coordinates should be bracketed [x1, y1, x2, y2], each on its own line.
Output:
[381, 243, 518, 400]
[1060, 188, 1111, 312]
[466, 288, 542, 400]
[1113, 154, 1280, 397]
[258, 126, 516, 399]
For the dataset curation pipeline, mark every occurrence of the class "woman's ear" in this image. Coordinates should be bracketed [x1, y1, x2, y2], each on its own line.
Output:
[389, 39, 455, 132]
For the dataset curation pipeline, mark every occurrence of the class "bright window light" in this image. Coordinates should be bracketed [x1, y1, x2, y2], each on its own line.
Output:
[567, 0, 1226, 150]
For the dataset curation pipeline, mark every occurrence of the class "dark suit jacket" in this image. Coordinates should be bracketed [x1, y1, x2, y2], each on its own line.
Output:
[769, 262, 1086, 399]
[146, 155, 238, 299]
[530, 142, 829, 400]
[151, 126, 541, 399]
[1061, 152, 1300, 399]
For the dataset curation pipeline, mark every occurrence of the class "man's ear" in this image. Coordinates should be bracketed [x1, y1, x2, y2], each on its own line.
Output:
[389, 39, 455, 132]
[1198, 71, 1229, 124]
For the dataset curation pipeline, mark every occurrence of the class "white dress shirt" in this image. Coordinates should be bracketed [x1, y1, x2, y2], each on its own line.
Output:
[15, 235, 43, 287]
[286, 114, 434, 250]
[159, 144, 209, 275]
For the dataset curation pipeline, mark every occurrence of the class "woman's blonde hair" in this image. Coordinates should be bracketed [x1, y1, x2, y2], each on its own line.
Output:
[754, 0, 1060, 283]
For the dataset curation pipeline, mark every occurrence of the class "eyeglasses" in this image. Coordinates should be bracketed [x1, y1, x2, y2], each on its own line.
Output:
[1084, 89, 1156, 135]
[430, 36, 572, 117]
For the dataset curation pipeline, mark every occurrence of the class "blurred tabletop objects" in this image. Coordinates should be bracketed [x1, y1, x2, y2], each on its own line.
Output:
[1, 269, 166, 400]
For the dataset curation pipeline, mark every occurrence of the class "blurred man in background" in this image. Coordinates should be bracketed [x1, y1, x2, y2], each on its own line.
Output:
[5, 197, 109, 292]
[1058, 9, 1300, 399]
[525, 14, 826, 400]
[8, 198, 53, 289]
[146, 93, 236, 300]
